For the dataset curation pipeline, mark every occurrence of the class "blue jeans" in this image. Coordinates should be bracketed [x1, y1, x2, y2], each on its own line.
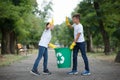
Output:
[32, 46, 48, 71]
[72, 42, 90, 71]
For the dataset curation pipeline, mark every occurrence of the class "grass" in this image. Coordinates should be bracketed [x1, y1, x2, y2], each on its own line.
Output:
[0, 49, 38, 66]
[87, 52, 117, 62]
[0, 54, 28, 66]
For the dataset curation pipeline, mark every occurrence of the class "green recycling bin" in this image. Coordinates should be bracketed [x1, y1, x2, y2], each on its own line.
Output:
[54, 48, 72, 68]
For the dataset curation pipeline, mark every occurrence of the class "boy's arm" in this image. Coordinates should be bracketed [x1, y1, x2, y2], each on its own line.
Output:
[74, 33, 80, 42]
[66, 17, 73, 29]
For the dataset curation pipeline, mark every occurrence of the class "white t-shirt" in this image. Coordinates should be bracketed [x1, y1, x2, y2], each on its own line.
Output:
[39, 29, 52, 48]
[72, 23, 85, 42]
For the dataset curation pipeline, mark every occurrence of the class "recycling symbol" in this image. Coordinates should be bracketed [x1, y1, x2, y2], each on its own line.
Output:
[56, 52, 65, 64]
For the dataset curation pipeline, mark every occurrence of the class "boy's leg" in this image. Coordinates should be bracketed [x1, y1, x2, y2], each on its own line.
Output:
[43, 48, 51, 74]
[32, 46, 45, 71]
[43, 48, 48, 71]
[79, 42, 90, 72]
[72, 45, 79, 71]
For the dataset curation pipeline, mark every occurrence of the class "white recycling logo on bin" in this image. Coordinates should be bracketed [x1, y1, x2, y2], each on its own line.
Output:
[56, 52, 65, 64]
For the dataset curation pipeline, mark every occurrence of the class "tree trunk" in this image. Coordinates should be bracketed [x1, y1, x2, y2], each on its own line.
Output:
[10, 31, 16, 54]
[1, 28, 11, 54]
[115, 51, 120, 63]
[93, 1, 110, 55]
[86, 28, 94, 52]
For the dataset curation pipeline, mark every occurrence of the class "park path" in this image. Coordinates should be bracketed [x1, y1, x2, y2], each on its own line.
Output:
[0, 49, 120, 80]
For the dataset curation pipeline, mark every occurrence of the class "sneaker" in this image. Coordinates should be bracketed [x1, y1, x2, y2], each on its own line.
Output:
[43, 69, 52, 75]
[30, 70, 40, 76]
[67, 70, 78, 75]
[81, 70, 91, 76]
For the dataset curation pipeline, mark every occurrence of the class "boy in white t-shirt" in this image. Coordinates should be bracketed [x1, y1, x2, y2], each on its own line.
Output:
[30, 22, 54, 76]
[67, 14, 91, 75]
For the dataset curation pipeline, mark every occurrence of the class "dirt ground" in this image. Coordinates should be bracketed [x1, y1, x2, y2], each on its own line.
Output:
[0, 49, 120, 80]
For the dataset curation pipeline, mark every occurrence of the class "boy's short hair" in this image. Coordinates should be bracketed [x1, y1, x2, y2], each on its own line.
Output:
[46, 22, 50, 30]
[72, 13, 80, 20]
[46, 22, 50, 27]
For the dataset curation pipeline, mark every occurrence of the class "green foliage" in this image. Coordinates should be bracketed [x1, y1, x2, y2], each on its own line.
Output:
[36, 0, 53, 20]
[52, 23, 74, 47]
[113, 28, 120, 40]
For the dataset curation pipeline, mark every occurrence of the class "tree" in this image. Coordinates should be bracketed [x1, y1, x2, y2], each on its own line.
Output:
[35, 0, 53, 20]
[0, 0, 37, 54]
[113, 28, 120, 63]
[93, 0, 111, 55]
[52, 22, 74, 47]
[0, 2, 19, 54]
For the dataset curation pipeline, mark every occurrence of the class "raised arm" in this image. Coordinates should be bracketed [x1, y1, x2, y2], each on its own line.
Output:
[66, 17, 73, 29]
[67, 24, 73, 29]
